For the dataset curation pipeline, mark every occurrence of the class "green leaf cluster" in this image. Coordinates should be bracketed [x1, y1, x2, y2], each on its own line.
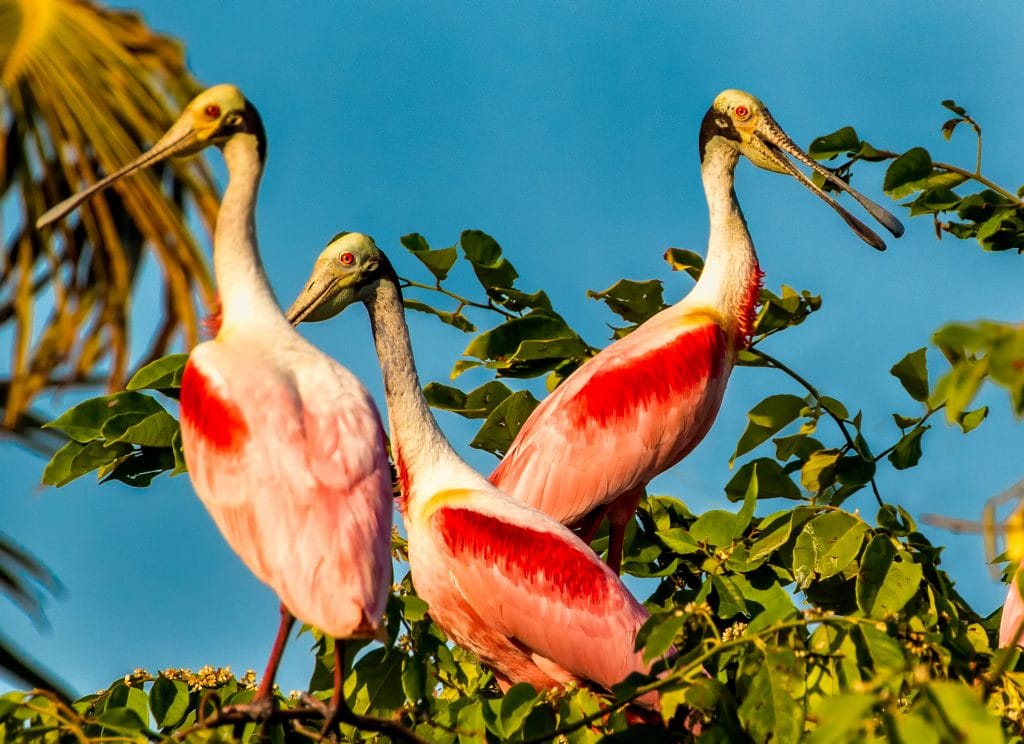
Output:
[41, 356, 187, 488]
[810, 102, 1024, 254]
[25, 221, 1024, 741]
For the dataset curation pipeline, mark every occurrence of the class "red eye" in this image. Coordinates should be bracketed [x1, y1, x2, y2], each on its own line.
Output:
[339, 252, 355, 266]
[204, 104, 221, 118]
[734, 105, 750, 120]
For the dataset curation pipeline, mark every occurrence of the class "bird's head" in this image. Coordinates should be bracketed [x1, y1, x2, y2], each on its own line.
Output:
[286, 232, 397, 325]
[173, 84, 265, 157]
[36, 84, 264, 229]
[699, 89, 903, 250]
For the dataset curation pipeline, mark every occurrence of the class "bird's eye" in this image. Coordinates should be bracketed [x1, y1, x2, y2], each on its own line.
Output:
[204, 104, 221, 119]
[339, 252, 356, 266]
[734, 105, 751, 120]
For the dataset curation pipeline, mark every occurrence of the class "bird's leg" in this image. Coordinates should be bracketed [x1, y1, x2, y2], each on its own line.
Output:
[252, 603, 296, 711]
[606, 486, 645, 575]
[217, 604, 295, 720]
[573, 504, 612, 545]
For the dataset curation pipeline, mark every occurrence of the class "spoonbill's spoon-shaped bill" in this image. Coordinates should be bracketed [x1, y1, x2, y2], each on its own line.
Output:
[702, 89, 903, 250]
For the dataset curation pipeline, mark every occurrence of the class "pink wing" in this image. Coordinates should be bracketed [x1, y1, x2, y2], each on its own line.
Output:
[431, 498, 653, 696]
[180, 339, 393, 639]
[492, 309, 731, 523]
[1000, 573, 1024, 648]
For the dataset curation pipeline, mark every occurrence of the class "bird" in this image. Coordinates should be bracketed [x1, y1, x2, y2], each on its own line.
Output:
[36, 85, 393, 721]
[486, 89, 905, 572]
[999, 506, 1024, 648]
[286, 232, 662, 711]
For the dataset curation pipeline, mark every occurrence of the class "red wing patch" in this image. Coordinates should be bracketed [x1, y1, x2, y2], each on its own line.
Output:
[436, 506, 609, 605]
[567, 321, 728, 429]
[180, 360, 248, 453]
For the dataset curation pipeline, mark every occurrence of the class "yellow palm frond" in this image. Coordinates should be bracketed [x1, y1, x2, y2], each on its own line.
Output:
[0, 0, 218, 434]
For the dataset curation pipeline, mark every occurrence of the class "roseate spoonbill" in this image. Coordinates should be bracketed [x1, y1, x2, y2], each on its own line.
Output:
[999, 507, 1024, 647]
[37, 86, 393, 719]
[487, 89, 904, 572]
[286, 232, 660, 709]
[1000, 580, 1024, 648]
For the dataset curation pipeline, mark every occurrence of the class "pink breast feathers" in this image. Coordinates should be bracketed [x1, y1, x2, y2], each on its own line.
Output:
[436, 506, 610, 606]
[180, 361, 249, 453]
[568, 321, 728, 429]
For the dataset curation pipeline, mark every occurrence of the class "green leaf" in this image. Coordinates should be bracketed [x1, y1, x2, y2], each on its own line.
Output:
[101, 409, 179, 447]
[800, 449, 841, 493]
[401, 232, 458, 281]
[924, 681, 1005, 742]
[887, 426, 928, 470]
[853, 622, 906, 687]
[809, 126, 860, 160]
[44, 391, 168, 443]
[738, 647, 804, 744]
[424, 381, 512, 419]
[804, 692, 877, 744]
[462, 313, 584, 370]
[469, 390, 539, 458]
[461, 230, 519, 290]
[96, 705, 147, 733]
[663, 247, 704, 280]
[793, 511, 868, 586]
[150, 676, 189, 728]
[890, 348, 929, 402]
[732, 394, 806, 463]
[42, 440, 133, 487]
[400, 593, 429, 622]
[731, 573, 798, 632]
[640, 612, 685, 662]
[690, 510, 739, 548]
[126, 353, 188, 392]
[747, 508, 812, 563]
[883, 147, 933, 198]
[941, 99, 967, 117]
[350, 647, 405, 716]
[856, 536, 922, 618]
[657, 528, 700, 555]
[753, 286, 822, 335]
[106, 684, 150, 728]
[712, 574, 748, 618]
[586, 278, 666, 325]
[956, 405, 988, 433]
[498, 683, 537, 737]
[726, 458, 802, 501]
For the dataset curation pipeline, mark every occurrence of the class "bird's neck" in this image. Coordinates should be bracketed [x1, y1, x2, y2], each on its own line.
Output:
[365, 279, 460, 507]
[689, 145, 763, 347]
[213, 135, 288, 334]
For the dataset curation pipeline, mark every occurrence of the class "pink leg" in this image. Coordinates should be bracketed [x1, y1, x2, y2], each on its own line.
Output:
[571, 503, 613, 545]
[253, 604, 295, 705]
[606, 486, 645, 574]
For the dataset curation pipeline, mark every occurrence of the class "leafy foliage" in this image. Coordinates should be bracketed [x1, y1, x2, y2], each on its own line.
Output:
[4, 35, 1023, 738]
[25, 222, 1024, 741]
[0, 0, 219, 442]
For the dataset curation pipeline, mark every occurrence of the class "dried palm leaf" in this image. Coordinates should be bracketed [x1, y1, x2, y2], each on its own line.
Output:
[0, 0, 218, 438]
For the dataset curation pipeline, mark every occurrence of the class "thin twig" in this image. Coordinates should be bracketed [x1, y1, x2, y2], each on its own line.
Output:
[400, 277, 518, 320]
[746, 347, 885, 508]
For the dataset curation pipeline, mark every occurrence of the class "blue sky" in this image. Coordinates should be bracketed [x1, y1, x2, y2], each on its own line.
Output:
[2, 1, 1022, 695]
